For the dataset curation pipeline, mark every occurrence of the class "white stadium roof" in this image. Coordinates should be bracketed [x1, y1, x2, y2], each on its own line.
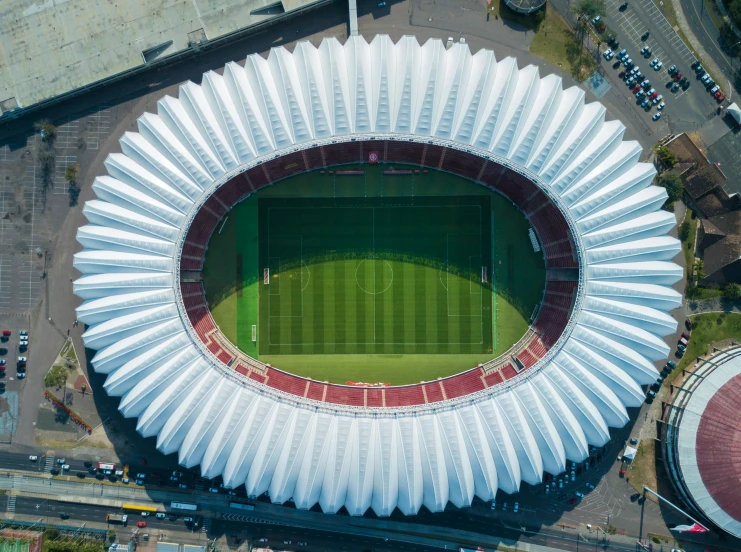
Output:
[73, 35, 682, 516]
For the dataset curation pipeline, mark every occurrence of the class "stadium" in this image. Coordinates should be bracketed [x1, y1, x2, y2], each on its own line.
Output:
[664, 347, 741, 538]
[73, 34, 682, 516]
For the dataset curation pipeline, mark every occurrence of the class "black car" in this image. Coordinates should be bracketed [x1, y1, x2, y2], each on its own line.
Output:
[77, 472, 86, 479]
[619, 2, 629, 10]
[95, 473, 104, 480]
[641, 31, 650, 40]
[60, 513, 70, 520]
[630, 492, 641, 502]
[50, 468, 60, 475]
[88, 467, 96, 474]
[0, 348, 7, 355]
[84, 461, 93, 468]
[691, 60, 700, 69]
[169, 515, 178, 522]
[0, 383, 5, 393]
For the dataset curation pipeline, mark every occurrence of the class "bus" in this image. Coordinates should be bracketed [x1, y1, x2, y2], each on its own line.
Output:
[122, 504, 158, 513]
[171, 502, 198, 511]
[229, 502, 255, 511]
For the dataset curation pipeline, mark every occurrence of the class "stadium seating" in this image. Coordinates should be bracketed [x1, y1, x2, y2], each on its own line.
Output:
[213, 175, 251, 207]
[384, 384, 426, 407]
[386, 141, 425, 165]
[366, 388, 384, 407]
[246, 165, 270, 191]
[262, 151, 308, 183]
[322, 142, 362, 165]
[441, 149, 485, 181]
[442, 368, 486, 399]
[324, 385, 366, 406]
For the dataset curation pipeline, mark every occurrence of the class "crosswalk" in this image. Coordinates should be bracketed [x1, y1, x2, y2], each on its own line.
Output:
[43, 452, 55, 474]
[7, 495, 16, 513]
[202, 515, 211, 535]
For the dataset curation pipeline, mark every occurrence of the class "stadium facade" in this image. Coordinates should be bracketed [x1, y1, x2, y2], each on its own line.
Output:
[664, 347, 741, 538]
[73, 35, 682, 516]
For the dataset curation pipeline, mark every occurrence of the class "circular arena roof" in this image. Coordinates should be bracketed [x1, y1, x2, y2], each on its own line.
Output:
[668, 349, 741, 538]
[73, 35, 682, 516]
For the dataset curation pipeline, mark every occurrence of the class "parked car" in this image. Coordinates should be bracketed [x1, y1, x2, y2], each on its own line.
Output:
[654, 61, 663, 70]
[710, 85, 720, 94]
[657, 102, 665, 110]
[513, 502, 519, 513]
[642, 31, 650, 40]
[619, 2, 629, 9]
[673, 72, 682, 81]
[682, 80, 690, 90]
[691, 60, 700, 69]
[641, 99, 650, 108]
[592, 16, 601, 25]
[652, 112, 662, 121]
[668, 64, 677, 74]
[17, 356, 27, 363]
[156, 513, 166, 519]
[716, 93, 726, 102]
[641, 79, 650, 88]
[672, 82, 680, 91]
[137, 521, 147, 528]
[603, 48, 613, 60]
[694, 63, 704, 73]
[617, 48, 628, 59]
[652, 94, 663, 104]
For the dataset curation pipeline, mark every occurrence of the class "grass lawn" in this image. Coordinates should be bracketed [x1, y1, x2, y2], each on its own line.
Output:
[529, 5, 597, 81]
[627, 439, 658, 497]
[673, 313, 741, 378]
[205, 165, 545, 384]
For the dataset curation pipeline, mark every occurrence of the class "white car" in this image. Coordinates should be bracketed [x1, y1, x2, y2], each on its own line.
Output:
[545, 485, 550, 494]
[653, 112, 662, 120]
[650, 58, 659, 67]
[586, 482, 596, 489]
[19, 331, 28, 336]
[57, 458, 65, 464]
[657, 102, 665, 110]
[654, 61, 663, 70]
[209, 487, 219, 493]
[17, 356, 27, 362]
[61, 464, 70, 471]
[490, 500, 497, 510]
[603, 48, 613, 60]
[29, 455, 38, 461]
[575, 491, 585, 498]
[155, 513, 166, 519]
[513, 502, 519, 512]
[141, 512, 150, 517]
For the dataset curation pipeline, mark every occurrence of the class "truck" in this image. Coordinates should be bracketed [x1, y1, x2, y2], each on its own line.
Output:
[106, 513, 128, 524]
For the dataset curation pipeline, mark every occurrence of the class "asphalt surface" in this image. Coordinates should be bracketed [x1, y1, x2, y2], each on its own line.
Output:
[679, 0, 741, 95]
[596, 0, 719, 135]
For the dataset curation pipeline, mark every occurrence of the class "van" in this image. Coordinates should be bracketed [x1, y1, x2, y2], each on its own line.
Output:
[183, 517, 194, 523]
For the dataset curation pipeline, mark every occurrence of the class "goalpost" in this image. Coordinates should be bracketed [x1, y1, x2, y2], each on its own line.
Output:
[264, 268, 269, 284]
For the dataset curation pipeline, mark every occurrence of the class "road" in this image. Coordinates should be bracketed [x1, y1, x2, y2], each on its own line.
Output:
[679, 0, 741, 96]
[3, 492, 645, 552]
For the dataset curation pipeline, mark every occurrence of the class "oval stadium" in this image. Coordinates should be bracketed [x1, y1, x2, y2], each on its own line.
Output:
[73, 34, 682, 517]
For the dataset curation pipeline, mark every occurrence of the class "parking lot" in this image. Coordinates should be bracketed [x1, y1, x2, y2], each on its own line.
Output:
[599, 0, 719, 133]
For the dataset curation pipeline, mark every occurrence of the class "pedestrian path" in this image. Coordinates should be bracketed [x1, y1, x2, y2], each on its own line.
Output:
[43, 453, 55, 475]
[7, 495, 16, 513]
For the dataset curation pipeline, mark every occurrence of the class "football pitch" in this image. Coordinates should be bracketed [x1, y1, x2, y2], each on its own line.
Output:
[203, 165, 545, 384]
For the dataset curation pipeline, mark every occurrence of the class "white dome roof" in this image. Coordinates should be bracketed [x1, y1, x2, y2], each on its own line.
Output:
[73, 34, 681, 516]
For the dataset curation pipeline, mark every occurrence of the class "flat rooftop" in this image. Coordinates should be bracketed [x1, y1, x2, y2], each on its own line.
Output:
[0, 0, 324, 116]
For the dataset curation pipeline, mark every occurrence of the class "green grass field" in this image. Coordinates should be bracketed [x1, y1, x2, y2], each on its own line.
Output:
[203, 165, 545, 384]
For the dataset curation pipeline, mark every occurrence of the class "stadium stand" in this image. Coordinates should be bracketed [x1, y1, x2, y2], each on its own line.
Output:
[175, 140, 580, 407]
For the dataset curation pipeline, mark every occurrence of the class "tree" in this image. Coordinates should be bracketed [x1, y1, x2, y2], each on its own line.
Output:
[64, 164, 78, 183]
[44, 365, 67, 388]
[574, 0, 606, 16]
[679, 220, 691, 241]
[654, 145, 678, 168]
[724, 283, 741, 300]
[694, 259, 705, 281]
[656, 172, 683, 203]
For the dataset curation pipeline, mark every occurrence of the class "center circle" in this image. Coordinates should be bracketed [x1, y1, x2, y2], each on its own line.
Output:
[355, 259, 394, 295]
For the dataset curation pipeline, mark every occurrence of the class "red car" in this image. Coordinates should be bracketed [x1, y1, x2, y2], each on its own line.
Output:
[681, 332, 690, 341]
[673, 73, 682, 81]
[716, 93, 726, 102]
[649, 92, 658, 100]
[137, 521, 147, 528]
[568, 497, 578, 504]
[633, 85, 642, 93]
[1, 330, 9, 337]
